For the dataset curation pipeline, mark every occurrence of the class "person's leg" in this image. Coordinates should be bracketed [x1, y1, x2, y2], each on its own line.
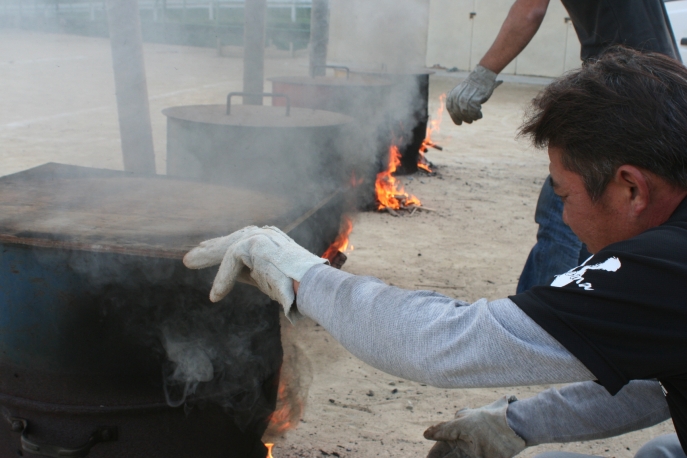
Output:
[517, 176, 583, 293]
[635, 434, 686, 458]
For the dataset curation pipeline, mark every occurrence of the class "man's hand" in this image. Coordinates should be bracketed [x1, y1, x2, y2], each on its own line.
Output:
[424, 396, 526, 458]
[446, 65, 502, 125]
[183, 226, 327, 320]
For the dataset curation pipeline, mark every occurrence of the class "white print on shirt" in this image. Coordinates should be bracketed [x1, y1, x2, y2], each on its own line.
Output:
[551, 256, 622, 291]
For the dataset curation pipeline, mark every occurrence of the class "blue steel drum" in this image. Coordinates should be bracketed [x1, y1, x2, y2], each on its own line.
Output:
[0, 163, 341, 457]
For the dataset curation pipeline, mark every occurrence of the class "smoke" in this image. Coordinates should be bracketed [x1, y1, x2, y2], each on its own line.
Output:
[162, 331, 216, 407]
[36, 246, 283, 432]
[328, 0, 430, 72]
[0, 0, 435, 440]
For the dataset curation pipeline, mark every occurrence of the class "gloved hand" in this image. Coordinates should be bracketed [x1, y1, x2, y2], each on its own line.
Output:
[183, 226, 327, 320]
[446, 65, 502, 125]
[424, 396, 526, 458]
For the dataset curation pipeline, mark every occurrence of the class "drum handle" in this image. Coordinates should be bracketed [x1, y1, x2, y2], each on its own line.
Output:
[226, 92, 291, 116]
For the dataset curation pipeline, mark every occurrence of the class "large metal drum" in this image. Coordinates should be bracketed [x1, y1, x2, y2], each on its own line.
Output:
[0, 163, 339, 458]
[268, 73, 392, 122]
[163, 95, 355, 199]
[336, 67, 435, 174]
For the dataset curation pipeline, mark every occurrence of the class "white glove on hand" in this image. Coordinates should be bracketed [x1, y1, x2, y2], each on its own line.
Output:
[183, 226, 327, 321]
[424, 396, 526, 458]
[446, 65, 502, 125]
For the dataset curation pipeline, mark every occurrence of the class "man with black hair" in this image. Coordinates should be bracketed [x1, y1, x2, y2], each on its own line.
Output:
[445, 0, 681, 295]
[185, 48, 687, 458]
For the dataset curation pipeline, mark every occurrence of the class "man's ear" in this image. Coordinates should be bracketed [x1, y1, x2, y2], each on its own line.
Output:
[615, 165, 650, 215]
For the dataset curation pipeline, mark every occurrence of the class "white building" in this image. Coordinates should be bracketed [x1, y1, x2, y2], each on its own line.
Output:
[328, 0, 583, 78]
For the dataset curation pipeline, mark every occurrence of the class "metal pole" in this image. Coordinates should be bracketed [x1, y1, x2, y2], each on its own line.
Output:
[309, 0, 329, 77]
[105, 0, 157, 174]
[242, 0, 266, 104]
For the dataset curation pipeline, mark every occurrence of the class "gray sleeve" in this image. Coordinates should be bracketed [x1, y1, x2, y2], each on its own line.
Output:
[507, 380, 671, 446]
[296, 264, 594, 388]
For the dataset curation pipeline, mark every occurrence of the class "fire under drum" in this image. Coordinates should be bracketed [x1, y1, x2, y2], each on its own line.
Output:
[164, 93, 356, 199]
[336, 67, 436, 174]
[0, 163, 343, 458]
[267, 73, 397, 209]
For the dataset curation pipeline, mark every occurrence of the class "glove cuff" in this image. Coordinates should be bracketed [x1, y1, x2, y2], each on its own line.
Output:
[496, 396, 528, 453]
[471, 65, 498, 86]
[281, 256, 329, 283]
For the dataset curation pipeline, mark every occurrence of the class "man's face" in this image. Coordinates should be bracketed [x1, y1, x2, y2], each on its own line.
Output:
[548, 146, 634, 254]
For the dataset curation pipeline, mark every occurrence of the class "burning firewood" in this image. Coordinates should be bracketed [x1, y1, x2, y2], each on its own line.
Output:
[322, 215, 354, 268]
[420, 142, 443, 153]
[385, 206, 400, 217]
[328, 251, 348, 269]
[416, 93, 446, 174]
[375, 145, 424, 214]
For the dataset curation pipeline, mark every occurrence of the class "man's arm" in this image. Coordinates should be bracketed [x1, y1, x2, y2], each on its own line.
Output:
[507, 380, 671, 445]
[423, 380, 670, 457]
[479, 0, 550, 74]
[445, 0, 550, 125]
[296, 265, 594, 388]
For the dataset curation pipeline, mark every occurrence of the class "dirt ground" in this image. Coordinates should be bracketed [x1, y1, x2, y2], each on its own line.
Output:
[0, 29, 675, 458]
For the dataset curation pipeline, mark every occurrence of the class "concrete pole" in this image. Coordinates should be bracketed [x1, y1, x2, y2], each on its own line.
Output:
[243, 0, 266, 105]
[309, 0, 329, 77]
[106, 0, 157, 174]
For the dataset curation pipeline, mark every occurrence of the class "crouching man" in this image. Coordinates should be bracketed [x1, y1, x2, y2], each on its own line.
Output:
[184, 47, 687, 458]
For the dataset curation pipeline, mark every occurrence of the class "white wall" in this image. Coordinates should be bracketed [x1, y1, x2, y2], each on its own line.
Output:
[426, 0, 582, 77]
[327, 0, 581, 78]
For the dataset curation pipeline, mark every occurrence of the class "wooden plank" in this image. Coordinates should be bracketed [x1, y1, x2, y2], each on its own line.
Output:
[0, 164, 304, 258]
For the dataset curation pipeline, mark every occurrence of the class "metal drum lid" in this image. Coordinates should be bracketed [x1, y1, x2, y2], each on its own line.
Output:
[162, 104, 354, 129]
[0, 163, 300, 258]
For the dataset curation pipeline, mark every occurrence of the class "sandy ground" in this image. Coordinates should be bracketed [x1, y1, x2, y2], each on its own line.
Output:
[0, 29, 676, 458]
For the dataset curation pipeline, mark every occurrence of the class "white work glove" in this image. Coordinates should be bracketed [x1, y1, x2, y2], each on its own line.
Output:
[183, 226, 327, 321]
[446, 65, 502, 125]
[424, 396, 526, 458]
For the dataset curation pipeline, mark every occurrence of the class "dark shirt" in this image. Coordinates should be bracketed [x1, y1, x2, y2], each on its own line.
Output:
[511, 197, 687, 452]
[560, 0, 680, 60]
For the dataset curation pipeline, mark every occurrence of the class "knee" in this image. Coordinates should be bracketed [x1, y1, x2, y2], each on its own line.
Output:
[635, 434, 685, 458]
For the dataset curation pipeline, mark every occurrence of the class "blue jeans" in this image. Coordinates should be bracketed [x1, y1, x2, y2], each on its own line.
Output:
[517, 177, 590, 294]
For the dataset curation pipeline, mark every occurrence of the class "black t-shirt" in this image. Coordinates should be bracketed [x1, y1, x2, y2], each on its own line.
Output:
[560, 0, 680, 61]
[510, 197, 687, 452]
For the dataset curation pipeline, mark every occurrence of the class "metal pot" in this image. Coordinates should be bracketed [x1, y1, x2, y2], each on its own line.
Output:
[335, 67, 435, 174]
[0, 163, 341, 457]
[164, 93, 355, 199]
[268, 70, 392, 123]
[268, 71, 396, 208]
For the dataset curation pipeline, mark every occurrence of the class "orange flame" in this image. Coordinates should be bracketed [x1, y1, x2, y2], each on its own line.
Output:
[418, 93, 446, 173]
[375, 145, 422, 210]
[265, 443, 275, 458]
[267, 382, 301, 436]
[322, 215, 354, 261]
